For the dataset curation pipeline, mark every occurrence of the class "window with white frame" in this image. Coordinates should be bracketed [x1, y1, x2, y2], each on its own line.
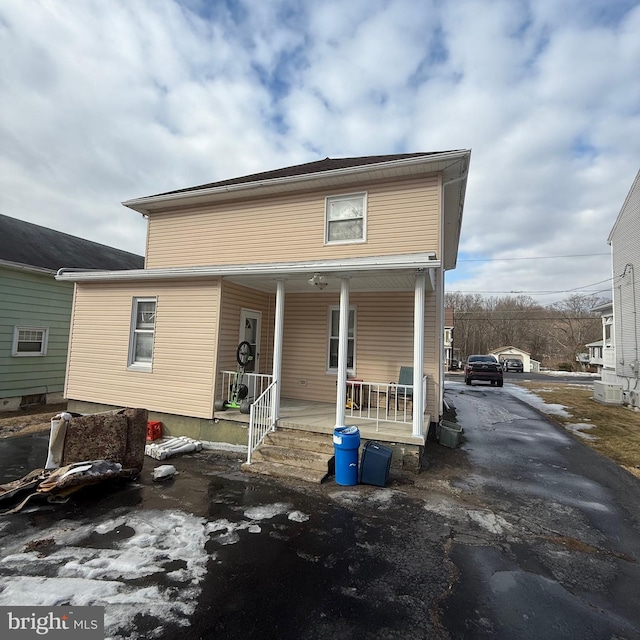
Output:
[12, 326, 49, 356]
[325, 193, 366, 244]
[128, 297, 156, 369]
[328, 306, 355, 372]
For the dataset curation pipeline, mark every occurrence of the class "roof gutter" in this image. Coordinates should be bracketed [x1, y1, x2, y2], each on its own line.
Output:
[1, 259, 56, 276]
[55, 253, 440, 282]
[122, 150, 470, 214]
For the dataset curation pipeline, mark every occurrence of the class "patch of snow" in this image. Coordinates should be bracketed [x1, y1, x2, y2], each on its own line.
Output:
[422, 499, 512, 535]
[543, 370, 599, 377]
[288, 510, 310, 522]
[565, 423, 598, 441]
[505, 384, 571, 418]
[328, 489, 403, 509]
[0, 510, 210, 639]
[243, 502, 293, 520]
[0, 499, 312, 639]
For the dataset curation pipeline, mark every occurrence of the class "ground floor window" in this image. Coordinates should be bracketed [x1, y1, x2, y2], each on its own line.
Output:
[128, 297, 156, 370]
[12, 326, 49, 356]
[328, 306, 355, 373]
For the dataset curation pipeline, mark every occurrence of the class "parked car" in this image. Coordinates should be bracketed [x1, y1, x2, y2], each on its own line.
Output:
[464, 355, 504, 387]
[503, 358, 523, 373]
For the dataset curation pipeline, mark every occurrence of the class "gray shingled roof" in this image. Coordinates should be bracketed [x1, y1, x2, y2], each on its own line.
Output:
[153, 152, 458, 197]
[0, 214, 144, 272]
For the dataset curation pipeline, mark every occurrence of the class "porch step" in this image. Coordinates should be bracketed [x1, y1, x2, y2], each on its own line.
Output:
[242, 460, 329, 484]
[242, 429, 334, 484]
[263, 429, 335, 455]
[250, 445, 331, 472]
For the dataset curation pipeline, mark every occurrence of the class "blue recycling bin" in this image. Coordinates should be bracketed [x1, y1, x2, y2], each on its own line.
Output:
[333, 426, 360, 486]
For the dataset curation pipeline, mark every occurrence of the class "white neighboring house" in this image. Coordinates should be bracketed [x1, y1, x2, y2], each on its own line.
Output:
[591, 301, 614, 381]
[586, 340, 604, 373]
[598, 169, 640, 408]
[488, 346, 531, 373]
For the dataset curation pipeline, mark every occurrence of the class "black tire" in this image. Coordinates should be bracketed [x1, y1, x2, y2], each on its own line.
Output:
[214, 400, 228, 412]
[490, 380, 496, 386]
[240, 399, 252, 414]
[497, 380, 504, 387]
[237, 341, 254, 366]
[236, 384, 249, 400]
[465, 378, 471, 386]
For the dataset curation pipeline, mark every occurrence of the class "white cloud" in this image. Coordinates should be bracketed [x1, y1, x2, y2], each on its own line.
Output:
[0, 0, 638, 301]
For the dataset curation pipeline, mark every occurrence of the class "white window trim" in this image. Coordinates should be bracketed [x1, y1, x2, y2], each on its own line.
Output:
[326, 305, 356, 375]
[11, 326, 49, 357]
[128, 297, 157, 371]
[324, 192, 367, 245]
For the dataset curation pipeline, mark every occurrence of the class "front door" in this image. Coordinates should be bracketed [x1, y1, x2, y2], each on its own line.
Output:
[239, 309, 261, 374]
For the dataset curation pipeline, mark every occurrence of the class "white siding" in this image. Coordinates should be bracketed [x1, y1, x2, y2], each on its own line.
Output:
[610, 170, 640, 382]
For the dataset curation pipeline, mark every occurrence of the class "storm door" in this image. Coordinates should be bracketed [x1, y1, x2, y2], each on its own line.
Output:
[239, 309, 261, 374]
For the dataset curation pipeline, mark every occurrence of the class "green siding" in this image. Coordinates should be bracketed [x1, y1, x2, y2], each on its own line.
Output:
[0, 267, 73, 399]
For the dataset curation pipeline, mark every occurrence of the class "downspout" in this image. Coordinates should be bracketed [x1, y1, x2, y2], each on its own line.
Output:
[438, 163, 469, 416]
[621, 264, 639, 378]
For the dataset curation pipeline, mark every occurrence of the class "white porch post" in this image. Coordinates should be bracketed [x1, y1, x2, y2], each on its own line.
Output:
[335, 277, 350, 429]
[271, 279, 285, 422]
[413, 271, 426, 438]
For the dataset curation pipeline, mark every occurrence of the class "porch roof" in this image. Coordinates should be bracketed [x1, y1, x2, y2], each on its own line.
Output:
[55, 251, 439, 293]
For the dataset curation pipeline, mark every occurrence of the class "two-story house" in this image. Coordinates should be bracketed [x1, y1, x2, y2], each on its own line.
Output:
[57, 151, 470, 471]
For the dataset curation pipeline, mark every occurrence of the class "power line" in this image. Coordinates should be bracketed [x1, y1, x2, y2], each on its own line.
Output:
[447, 277, 613, 296]
[458, 253, 610, 262]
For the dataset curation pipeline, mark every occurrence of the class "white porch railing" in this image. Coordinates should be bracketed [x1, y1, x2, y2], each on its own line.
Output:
[345, 377, 427, 428]
[220, 371, 273, 404]
[247, 380, 277, 463]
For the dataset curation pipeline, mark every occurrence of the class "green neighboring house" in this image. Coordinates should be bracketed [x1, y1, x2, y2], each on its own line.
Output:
[0, 214, 144, 411]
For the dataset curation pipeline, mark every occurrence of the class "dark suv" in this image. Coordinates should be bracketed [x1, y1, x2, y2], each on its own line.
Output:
[464, 355, 504, 386]
[503, 358, 524, 373]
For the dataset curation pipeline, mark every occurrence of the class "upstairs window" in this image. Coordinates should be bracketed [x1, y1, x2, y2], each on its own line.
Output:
[12, 326, 48, 356]
[325, 193, 366, 244]
[128, 297, 156, 370]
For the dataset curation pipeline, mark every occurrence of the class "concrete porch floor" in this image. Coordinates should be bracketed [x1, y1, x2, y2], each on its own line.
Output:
[218, 397, 428, 446]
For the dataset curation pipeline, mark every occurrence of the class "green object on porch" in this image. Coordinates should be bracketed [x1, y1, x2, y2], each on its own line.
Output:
[439, 420, 462, 448]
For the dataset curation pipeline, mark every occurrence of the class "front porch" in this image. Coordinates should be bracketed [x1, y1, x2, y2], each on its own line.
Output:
[218, 396, 430, 446]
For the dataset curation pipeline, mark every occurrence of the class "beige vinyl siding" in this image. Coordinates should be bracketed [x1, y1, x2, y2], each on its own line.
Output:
[281, 291, 438, 411]
[146, 176, 440, 268]
[65, 279, 220, 418]
[216, 281, 273, 377]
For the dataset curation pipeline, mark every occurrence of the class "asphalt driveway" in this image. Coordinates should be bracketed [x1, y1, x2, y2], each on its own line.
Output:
[1, 382, 639, 639]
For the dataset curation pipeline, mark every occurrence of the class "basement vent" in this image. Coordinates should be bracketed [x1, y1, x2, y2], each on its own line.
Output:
[593, 382, 622, 405]
[20, 393, 46, 408]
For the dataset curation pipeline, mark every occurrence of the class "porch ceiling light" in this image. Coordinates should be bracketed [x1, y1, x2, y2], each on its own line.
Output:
[308, 273, 328, 290]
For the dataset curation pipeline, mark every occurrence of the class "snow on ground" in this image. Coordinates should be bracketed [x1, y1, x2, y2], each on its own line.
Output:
[564, 423, 598, 441]
[542, 370, 599, 378]
[0, 503, 310, 640]
[503, 384, 572, 418]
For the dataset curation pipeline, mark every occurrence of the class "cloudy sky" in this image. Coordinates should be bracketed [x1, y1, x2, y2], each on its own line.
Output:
[1, 0, 638, 305]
